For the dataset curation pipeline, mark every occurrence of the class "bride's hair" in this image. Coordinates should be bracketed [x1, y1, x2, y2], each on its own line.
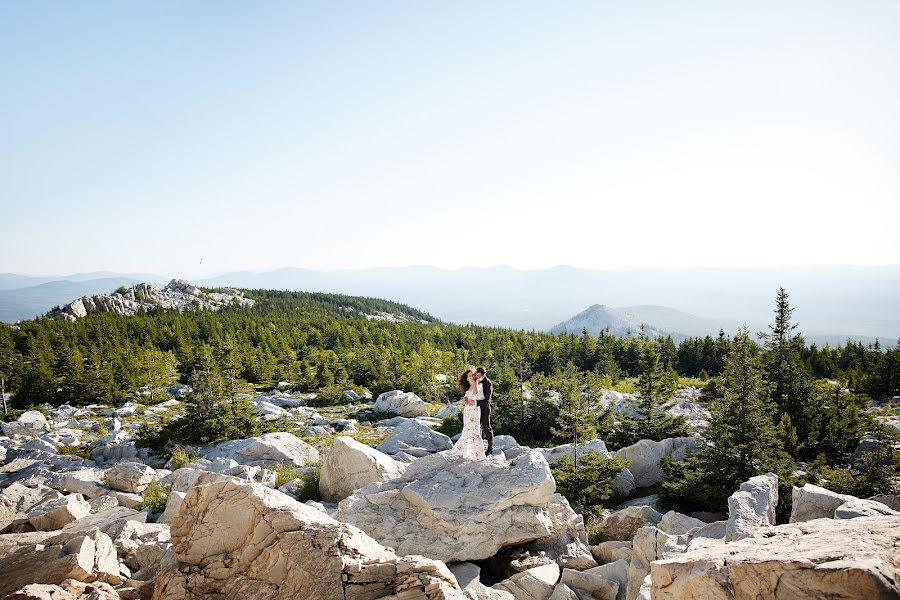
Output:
[458, 369, 472, 392]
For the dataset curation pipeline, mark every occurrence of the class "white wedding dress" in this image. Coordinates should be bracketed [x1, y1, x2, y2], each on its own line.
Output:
[449, 382, 486, 460]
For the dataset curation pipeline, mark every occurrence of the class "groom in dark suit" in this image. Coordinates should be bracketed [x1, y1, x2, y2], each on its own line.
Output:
[475, 366, 494, 455]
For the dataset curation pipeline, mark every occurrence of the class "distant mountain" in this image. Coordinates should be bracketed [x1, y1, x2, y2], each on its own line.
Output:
[3, 265, 898, 344]
[550, 305, 678, 339]
[197, 265, 900, 342]
[0, 271, 164, 291]
[551, 303, 889, 347]
[550, 304, 746, 341]
[0, 277, 162, 322]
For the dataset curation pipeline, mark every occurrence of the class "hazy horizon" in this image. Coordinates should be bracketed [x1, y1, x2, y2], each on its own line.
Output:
[3, 2, 900, 274]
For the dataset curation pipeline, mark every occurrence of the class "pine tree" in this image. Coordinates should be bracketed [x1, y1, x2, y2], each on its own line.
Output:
[759, 288, 817, 458]
[661, 328, 789, 513]
[551, 366, 598, 469]
[633, 343, 688, 441]
[707, 327, 787, 484]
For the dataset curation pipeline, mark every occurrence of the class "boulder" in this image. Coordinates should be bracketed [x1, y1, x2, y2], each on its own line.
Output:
[548, 584, 579, 600]
[625, 526, 688, 600]
[560, 560, 627, 600]
[28, 494, 92, 531]
[337, 451, 556, 563]
[526, 493, 597, 570]
[1, 411, 51, 437]
[0, 530, 122, 596]
[319, 436, 406, 502]
[601, 505, 663, 542]
[103, 462, 157, 493]
[657, 511, 706, 536]
[375, 390, 429, 417]
[5, 579, 121, 600]
[492, 563, 560, 600]
[204, 432, 320, 467]
[651, 515, 900, 599]
[870, 494, 900, 511]
[789, 483, 856, 523]
[613, 437, 700, 488]
[537, 439, 610, 464]
[375, 420, 453, 457]
[724, 472, 777, 541]
[833, 497, 898, 519]
[435, 404, 459, 419]
[51, 467, 108, 498]
[151, 471, 465, 600]
[590, 541, 632, 565]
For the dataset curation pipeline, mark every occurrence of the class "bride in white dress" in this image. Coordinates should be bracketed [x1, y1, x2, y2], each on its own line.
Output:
[449, 369, 486, 460]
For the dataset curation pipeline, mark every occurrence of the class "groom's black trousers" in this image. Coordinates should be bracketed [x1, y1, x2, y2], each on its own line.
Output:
[477, 400, 493, 449]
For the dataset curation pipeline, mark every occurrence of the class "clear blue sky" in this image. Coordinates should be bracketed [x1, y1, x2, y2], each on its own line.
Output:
[2, 1, 898, 276]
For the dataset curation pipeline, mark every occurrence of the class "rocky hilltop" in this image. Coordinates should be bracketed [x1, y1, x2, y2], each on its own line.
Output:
[1, 388, 897, 599]
[46, 279, 255, 321]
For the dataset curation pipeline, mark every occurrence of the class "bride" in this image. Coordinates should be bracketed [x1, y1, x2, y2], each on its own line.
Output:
[448, 369, 486, 460]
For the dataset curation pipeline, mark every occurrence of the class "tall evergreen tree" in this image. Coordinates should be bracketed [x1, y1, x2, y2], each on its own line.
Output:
[759, 288, 817, 458]
[551, 366, 598, 469]
[662, 328, 789, 512]
[633, 343, 688, 441]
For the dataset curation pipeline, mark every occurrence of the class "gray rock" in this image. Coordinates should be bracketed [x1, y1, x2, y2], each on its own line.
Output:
[375, 419, 453, 456]
[789, 483, 856, 523]
[833, 498, 898, 519]
[203, 432, 320, 467]
[375, 389, 429, 417]
[104, 462, 157, 493]
[318, 436, 406, 502]
[1, 411, 51, 437]
[337, 451, 556, 563]
[28, 494, 91, 531]
[602, 505, 663, 542]
[657, 511, 706, 536]
[725, 473, 778, 541]
[613, 437, 701, 488]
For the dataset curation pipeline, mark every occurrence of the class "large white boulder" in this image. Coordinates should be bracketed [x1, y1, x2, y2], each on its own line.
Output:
[318, 436, 406, 502]
[626, 526, 688, 600]
[834, 497, 898, 520]
[28, 494, 92, 531]
[560, 559, 627, 600]
[651, 515, 900, 599]
[613, 437, 700, 488]
[103, 462, 157, 493]
[527, 493, 597, 570]
[725, 472, 778, 541]
[493, 563, 560, 600]
[1, 411, 51, 437]
[790, 483, 859, 523]
[375, 390, 429, 417]
[337, 451, 556, 563]
[601, 505, 663, 542]
[151, 471, 466, 600]
[203, 432, 320, 467]
[0, 529, 122, 596]
[375, 419, 453, 457]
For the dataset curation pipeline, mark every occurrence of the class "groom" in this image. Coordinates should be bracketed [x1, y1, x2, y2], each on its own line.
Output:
[475, 366, 494, 455]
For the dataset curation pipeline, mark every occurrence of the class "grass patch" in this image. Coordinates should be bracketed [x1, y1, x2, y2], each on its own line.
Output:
[134, 481, 170, 513]
[56, 444, 92, 460]
[272, 464, 304, 488]
[168, 445, 199, 469]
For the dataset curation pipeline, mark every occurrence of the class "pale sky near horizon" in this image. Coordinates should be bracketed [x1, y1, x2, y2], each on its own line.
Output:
[2, 1, 899, 276]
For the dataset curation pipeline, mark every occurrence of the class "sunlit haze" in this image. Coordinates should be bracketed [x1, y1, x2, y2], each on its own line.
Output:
[2, 1, 899, 276]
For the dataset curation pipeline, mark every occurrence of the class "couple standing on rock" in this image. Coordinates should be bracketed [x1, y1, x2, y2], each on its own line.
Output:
[449, 366, 494, 460]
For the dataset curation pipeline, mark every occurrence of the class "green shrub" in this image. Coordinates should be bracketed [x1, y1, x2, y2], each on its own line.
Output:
[549, 453, 630, 515]
[273, 464, 303, 488]
[135, 482, 170, 513]
[301, 468, 321, 501]
[56, 444, 92, 460]
[433, 410, 463, 437]
[168, 445, 199, 469]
